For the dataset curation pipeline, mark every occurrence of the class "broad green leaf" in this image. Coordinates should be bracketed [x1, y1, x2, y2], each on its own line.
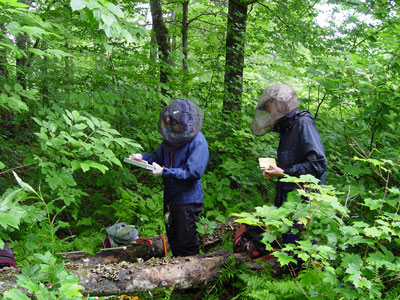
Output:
[58, 282, 83, 297]
[14, 83, 23, 92]
[364, 227, 381, 238]
[87, 0, 101, 9]
[3, 289, 31, 300]
[70, 0, 86, 11]
[299, 269, 321, 286]
[63, 114, 72, 126]
[16, 274, 41, 292]
[101, 13, 115, 26]
[106, 3, 124, 18]
[0, 161, 4, 169]
[274, 251, 297, 266]
[0, 207, 26, 229]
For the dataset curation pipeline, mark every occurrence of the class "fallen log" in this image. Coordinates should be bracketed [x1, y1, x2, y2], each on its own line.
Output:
[0, 250, 280, 297]
[69, 249, 234, 296]
[0, 220, 282, 297]
[59, 235, 169, 265]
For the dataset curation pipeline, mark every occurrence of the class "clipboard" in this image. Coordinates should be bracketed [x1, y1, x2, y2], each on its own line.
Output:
[258, 157, 277, 170]
[124, 157, 155, 171]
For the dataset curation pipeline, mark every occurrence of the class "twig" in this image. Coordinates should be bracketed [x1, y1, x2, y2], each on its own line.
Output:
[0, 163, 37, 175]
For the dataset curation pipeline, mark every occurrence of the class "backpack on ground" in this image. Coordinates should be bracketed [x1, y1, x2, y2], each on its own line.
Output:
[103, 222, 140, 248]
[0, 243, 17, 268]
[233, 224, 277, 260]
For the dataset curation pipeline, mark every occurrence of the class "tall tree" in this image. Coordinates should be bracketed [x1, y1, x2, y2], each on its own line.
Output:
[181, 0, 189, 96]
[150, 0, 172, 96]
[222, 0, 256, 115]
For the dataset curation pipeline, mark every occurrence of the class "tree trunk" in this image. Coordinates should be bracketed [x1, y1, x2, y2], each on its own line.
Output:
[0, 23, 8, 78]
[149, 0, 172, 96]
[16, 33, 28, 89]
[0, 251, 279, 296]
[182, 1, 189, 96]
[222, 0, 249, 115]
[0, 221, 281, 296]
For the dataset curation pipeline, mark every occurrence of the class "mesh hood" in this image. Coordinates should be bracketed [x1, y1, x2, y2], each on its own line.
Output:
[159, 98, 203, 151]
[251, 83, 299, 136]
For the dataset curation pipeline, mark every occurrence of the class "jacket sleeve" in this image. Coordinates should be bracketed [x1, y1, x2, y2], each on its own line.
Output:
[162, 135, 209, 181]
[141, 144, 164, 165]
[285, 122, 327, 179]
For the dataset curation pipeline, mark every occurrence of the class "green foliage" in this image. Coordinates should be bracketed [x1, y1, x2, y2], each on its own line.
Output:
[233, 167, 400, 299]
[1, 0, 400, 298]
[3, 252, 83, 300]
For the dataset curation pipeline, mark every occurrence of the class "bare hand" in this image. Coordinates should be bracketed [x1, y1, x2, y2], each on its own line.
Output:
[263, 165, 284, 180]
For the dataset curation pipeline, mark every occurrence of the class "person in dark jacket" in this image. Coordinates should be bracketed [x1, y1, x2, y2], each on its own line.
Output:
[251, 84, 327, 271]
[251, 83, 327, 207]
[131, 98, 209, 257]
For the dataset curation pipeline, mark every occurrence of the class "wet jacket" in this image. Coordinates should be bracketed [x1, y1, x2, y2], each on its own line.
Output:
[273, 109, 327, 207]
[142, 132, 209, 206]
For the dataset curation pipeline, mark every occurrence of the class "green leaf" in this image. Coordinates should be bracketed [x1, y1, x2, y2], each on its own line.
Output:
[12, 171, 37, 195]
[70, 0, 86, 11]
[106, 3, 124, 18]
[101, 13, 115, 26]
[3, 289, 31, 300]
[16, 274, 40, 292]
[273, 251, 297, 266]
[0, 161, 5, 169]
[87, 0, 101, 9]
[0, 207, 25, 229]
[364, 226, 381, 238]
[14, 83, 23, 92]
[299, 269, 321, 286]
[58, 282, 83, 297]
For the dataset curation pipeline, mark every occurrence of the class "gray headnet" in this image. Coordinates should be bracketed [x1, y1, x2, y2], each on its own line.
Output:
[251, 83, 299, 136]
[158, 98, 203, 151]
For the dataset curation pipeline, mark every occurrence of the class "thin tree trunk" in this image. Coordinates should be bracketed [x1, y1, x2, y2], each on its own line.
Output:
[0, 23, 8, 78]
[149, 0, 172, 96]
[16, 33, 28, 89]
[182, 1, 189, 96]
[222, 0, 250, 115]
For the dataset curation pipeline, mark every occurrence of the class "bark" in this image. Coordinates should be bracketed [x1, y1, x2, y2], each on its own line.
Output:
[149, 0, 172, 96]
[222, 0, 254, 116]
[59, 235, 169, 265]
[16, 33, 28, 89]
[0, 222, 281, 296]
[182, 1, 189, 96]
[0, 251, 279, 296]
[0, 23, 8, 78]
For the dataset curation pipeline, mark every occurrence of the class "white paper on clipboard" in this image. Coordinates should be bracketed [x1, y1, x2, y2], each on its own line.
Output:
[258, 157, 277, 170]
[124, 157, 155, 171]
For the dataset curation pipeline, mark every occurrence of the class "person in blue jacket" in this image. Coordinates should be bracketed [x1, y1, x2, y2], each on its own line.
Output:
[131, 98, 209, 257]
[251, 83, 327, 207]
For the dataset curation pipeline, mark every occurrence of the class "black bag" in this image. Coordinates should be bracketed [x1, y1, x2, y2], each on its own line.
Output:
[233, 224, 277, 260]
[0, 243, 17, 268]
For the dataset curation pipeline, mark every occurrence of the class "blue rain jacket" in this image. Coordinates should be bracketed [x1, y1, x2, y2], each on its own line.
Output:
[273, 109, 327, 207]
[142, 132, 209, 205]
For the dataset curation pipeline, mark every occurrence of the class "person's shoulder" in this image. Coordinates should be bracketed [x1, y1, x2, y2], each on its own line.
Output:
[296, 110, 315, 125]
[190, 132, 208, 147]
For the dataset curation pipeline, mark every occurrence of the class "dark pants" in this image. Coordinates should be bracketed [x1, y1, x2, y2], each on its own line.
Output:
[165, 204, 202, 257]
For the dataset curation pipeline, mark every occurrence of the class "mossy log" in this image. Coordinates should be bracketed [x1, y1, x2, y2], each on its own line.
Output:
[0, 220, 282, 296]
[68, 250, 234, 296]
[59, 234, 169, 265]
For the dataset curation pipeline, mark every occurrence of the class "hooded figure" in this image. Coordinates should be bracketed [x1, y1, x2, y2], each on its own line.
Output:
[251, 84, 299, 136]
[132, 98, 209, 257]
[251, 83, 327, 207]
[159, 98, 203, 151]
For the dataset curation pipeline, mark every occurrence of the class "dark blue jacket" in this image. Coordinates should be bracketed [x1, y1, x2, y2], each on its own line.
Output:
[273, 109, 327, 207]
[142, 132, 209, 206]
